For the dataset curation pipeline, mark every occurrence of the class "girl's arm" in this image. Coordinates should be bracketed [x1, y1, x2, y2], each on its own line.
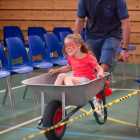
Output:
[49, 64, 72, 75]
[95, 65, 104, 78]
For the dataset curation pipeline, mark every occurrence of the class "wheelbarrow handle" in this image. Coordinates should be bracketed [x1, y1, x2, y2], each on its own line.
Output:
[106, 58, 123, 80]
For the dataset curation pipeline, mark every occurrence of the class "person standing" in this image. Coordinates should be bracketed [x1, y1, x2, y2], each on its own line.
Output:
[74, 0, 131, 116]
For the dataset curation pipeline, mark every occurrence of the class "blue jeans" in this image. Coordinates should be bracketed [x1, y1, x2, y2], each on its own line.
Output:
[86, 37, 122, 66]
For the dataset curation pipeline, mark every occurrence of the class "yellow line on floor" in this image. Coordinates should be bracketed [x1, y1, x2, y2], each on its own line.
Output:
[71, 106, 140, 127]
[113, 77, 138, 80]
[32, 72, 46, 74]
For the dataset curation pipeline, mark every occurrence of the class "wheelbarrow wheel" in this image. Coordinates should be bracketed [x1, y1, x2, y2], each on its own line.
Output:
[43, 100, 67, 140]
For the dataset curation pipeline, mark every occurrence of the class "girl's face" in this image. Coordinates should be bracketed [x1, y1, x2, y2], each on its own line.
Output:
[64, 39, 80, 56]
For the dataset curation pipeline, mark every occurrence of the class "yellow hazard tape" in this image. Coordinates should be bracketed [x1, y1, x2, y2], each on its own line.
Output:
[20, 90, 140, 140]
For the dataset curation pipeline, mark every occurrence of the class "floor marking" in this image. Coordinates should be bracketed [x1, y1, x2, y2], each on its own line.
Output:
[65, 106, 71, 109]
[0, 116, 42, 135]
[113, 76, 139, 80]
[110, 88, 137, 91]
[111, 89, 117, 92]
[65, 132, 140, 140]
[0, 85, 26, 93]
[71, 107, 140, 127]
[32, 72, 46, 75]
[0, 127, 140, 140]
[0, 106, 71, 135]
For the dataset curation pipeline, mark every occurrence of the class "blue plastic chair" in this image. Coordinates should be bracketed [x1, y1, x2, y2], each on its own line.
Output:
[28, 27, 47, 42]
[6, 37, 39, 106]
[0, 42, 31, 115]
[27, 35, 53, 69]
[3, 26, 28, 48]
[59, 31, 71, 47]
[53, 27, 73, 42]
[81, 27, 86, 41]
[0, 38, 39, 115]
[134, 79, 140, 129]
[44, 33, 67, 66]
[0, 71, 10, 79]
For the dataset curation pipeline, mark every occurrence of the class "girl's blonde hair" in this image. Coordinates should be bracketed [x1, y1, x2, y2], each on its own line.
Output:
[62, 34, 94, 56]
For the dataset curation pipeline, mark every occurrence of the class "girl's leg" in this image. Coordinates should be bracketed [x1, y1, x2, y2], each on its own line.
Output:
[64, 77, 82, 85]
[54, 73, 70, 85]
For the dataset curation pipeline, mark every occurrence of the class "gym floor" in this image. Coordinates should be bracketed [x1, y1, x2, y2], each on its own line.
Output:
[0, 63, 140, 140]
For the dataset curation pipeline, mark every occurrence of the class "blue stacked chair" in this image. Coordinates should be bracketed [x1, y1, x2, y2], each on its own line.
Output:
[59, 28, 85, 44]
[27, 35, 53, 69]
[28, 27, 47, 42]
[44, 33, 67, 66]
[53, 27, 73, 42]
[3, 26, 28, 48]
[81, 27, 86, 41]
[22, 36, 53, 100]
[59, 31, 71, 47]
[0, 42, 33, 115]
[0, 37, 41, 115]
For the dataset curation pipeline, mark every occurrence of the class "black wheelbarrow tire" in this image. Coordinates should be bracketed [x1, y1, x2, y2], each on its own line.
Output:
[43, 100, 67, 140]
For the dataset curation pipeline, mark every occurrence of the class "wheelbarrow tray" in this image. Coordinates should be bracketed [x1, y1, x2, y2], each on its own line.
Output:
[22, 72, 109, 106]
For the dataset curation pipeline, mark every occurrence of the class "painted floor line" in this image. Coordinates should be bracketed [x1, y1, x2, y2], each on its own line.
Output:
[65, 132, 140, 140]
[0, 85, 26, 93]
[111, 89, 117, 91]
[110, 88, 138, 91]
[0, 126, 139, 140]
[0, 106, 71, 135]
[71, 106, 140, 127]
[0, 116, 41, 135]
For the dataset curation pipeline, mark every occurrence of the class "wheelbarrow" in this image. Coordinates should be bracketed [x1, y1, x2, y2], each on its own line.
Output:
[22, 58, 123, 140]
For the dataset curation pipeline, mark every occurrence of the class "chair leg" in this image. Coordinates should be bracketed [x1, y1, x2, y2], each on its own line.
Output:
[136, 88, 140, 129]
[2, 76, 13, 106]
[7, 76, 16, 115]
[133, 51, 138, 76]
[122, 62, 126, 79]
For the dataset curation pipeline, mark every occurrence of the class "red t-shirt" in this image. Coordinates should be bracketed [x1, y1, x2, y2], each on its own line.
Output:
[67, 53, 99, 80]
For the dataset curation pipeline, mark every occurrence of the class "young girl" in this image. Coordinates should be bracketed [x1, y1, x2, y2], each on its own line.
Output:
[49, 34, 104, 86]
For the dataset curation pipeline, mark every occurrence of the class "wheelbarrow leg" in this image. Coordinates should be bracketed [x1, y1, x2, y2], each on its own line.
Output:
[62, 91, 65, 119]
[41, 90, 45, 116]
[22, 72, 39, 109]
[22, 86, 28, 100]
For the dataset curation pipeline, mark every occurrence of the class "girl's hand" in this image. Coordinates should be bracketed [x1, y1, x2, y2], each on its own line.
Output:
[97, 72, 104, 78]
[49, 69, 58, 75]
[95, 65, 104, 78]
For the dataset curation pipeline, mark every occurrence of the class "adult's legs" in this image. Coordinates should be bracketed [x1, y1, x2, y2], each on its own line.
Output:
[88, 37, 121, 116]
[97, 37, 122, 103]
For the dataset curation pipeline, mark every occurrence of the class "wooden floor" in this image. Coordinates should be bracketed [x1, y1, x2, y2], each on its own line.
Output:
[0, 63, 140, 140]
